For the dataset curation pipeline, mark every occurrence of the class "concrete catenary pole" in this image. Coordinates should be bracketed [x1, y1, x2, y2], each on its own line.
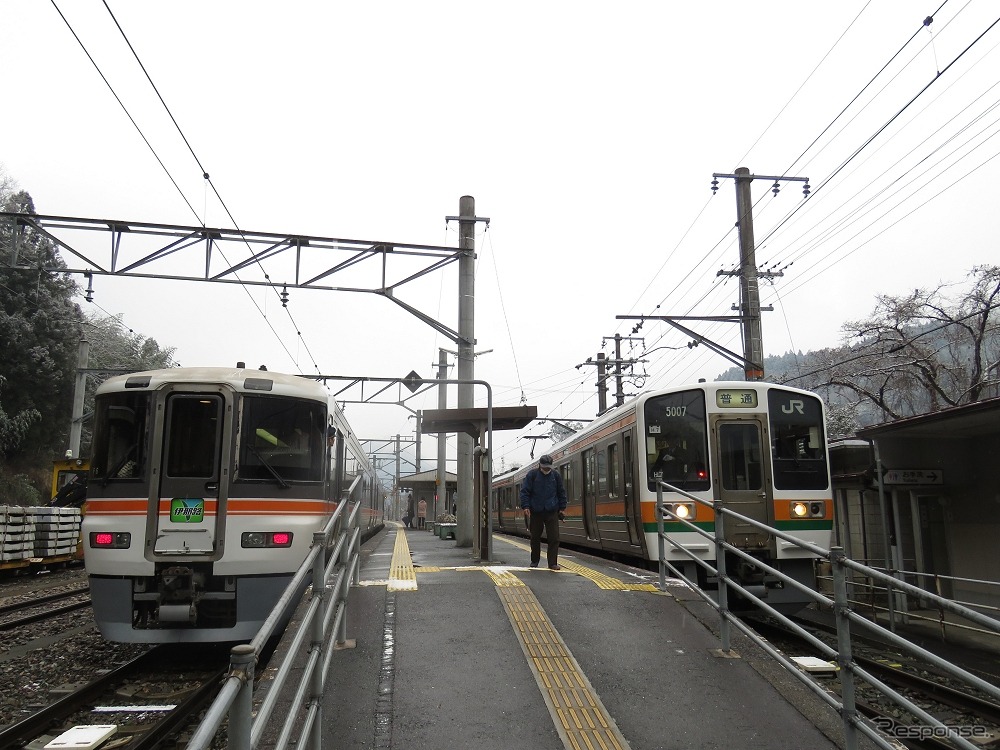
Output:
[596, 352, 608, 415]
[734, 167, 765, 381]
[456, 196, 476, 547]
[436, 348, 448, 521]
[68, 336, 90, 458]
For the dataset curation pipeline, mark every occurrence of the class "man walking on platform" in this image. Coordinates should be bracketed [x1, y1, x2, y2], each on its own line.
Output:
[520, 454, 567, 570]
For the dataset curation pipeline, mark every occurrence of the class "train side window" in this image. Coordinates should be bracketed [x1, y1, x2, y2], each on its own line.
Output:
[596, 450, 608, 497]
[582, 449, 597, 500]
[561, 463, 575, 504]
[607, 443, 619, 498]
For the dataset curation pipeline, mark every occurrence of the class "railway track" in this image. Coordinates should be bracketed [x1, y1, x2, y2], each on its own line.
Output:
[0, 645, 229, 750]
[747, 611, 1000, 750]
[0, 585, 91, 630]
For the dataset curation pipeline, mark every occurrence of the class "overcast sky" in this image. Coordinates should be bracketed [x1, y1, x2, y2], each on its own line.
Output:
[3, 2, 999, 474]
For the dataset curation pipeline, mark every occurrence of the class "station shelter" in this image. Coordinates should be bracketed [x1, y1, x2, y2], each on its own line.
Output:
[397, 469, 457, 522]
[830, 396, 1000, 618]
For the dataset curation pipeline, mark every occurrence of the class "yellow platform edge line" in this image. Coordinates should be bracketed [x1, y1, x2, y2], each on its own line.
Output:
[493, 535, 658, 592]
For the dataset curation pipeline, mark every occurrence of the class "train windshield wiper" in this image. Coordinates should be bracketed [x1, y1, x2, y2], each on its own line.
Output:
[101, 444, 137, 487]
[250, 445, 290, 488]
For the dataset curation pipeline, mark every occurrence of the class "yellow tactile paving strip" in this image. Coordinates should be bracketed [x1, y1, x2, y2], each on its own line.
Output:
[386, 526, 417, 591]
[498, 576, 631, 750]
[385, 530, 636, 750]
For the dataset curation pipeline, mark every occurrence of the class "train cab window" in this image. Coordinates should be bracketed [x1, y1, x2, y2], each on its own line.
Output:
[90, 392, 151, 483]
[239, 396, 326, 483]
[643, 389, 710, 492]
[767, 390, 829, 490]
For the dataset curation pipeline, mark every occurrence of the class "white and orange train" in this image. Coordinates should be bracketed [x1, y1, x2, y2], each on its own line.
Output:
[494, 381, 833, 612]
[83, 367, 383, 643]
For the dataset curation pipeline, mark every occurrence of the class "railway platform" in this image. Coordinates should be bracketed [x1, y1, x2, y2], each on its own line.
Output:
[317, 522, 873, 750]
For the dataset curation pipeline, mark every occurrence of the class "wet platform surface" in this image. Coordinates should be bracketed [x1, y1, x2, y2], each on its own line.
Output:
[319, 523, 868, 749]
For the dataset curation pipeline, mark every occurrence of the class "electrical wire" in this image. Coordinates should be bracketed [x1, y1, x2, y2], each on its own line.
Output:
[50, 0, 319, 374]
[100, 0, 322, 373]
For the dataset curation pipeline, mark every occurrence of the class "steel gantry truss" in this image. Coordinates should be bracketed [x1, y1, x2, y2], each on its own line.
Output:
[1, 212, 472, 344]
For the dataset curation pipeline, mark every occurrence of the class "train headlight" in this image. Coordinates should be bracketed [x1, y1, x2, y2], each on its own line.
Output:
[790, 501, 826, 519]
[242, 532, 294, 548]
[90, 531, 131, 549]
[664, 502, 695, 520]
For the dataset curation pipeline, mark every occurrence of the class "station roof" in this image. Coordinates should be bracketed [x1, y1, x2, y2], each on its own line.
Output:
[420, 406, 538, 438]
[399, 469, 457, 484]
[857, 396, 1000, 440]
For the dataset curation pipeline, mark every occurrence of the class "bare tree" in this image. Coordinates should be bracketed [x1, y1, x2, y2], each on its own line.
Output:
[815, 265, 1000, 420]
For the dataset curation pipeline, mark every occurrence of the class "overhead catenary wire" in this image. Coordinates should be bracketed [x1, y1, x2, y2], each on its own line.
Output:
[99, 0, 323, 374]
[49, 0, 320, 375]
[637, 6, 1000, 396]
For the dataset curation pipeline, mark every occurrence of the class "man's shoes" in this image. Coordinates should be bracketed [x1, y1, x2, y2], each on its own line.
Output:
[548, 564, 561, 571]
[529, 561, 539, 568]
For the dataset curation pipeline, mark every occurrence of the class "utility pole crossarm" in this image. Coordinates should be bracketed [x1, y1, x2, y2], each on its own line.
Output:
[711, 173, 811, 197]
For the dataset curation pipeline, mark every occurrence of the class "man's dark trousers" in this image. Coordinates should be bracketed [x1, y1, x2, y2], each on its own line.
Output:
[529, 510, 560, 568]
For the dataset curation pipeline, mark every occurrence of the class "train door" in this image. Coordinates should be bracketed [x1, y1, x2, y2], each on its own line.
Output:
[712, 417, 773, 551]
[581, 447, 600, 540]
[622, 431, 641, 545]
[152, 390, 231, 556]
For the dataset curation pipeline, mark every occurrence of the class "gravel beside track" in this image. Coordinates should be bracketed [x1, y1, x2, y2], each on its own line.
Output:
[0, 566, 151, 728]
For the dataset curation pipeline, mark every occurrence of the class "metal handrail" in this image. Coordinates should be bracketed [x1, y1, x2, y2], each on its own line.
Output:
[655, 481, 1000, 750]
[185, 486, 365, 750]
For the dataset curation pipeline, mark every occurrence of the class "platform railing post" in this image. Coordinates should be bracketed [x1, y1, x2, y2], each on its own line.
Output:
[656, 483, 666, 591]
[227, 644, 256, 750]
[713, 499, 731, 652]
[832, 546, 859, 750]
[311, 531, 327, 750]
[337, 507, 354, 645]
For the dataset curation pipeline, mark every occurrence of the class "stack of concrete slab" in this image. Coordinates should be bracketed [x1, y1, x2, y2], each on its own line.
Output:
[30, 506, 82, 558]
[0, 505, 36, 562]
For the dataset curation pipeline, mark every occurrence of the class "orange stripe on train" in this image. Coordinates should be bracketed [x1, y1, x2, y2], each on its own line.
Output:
[86, 498, 339, 516]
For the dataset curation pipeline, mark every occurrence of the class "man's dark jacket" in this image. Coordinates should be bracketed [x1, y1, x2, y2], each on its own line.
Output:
[519, 468, 568, 513]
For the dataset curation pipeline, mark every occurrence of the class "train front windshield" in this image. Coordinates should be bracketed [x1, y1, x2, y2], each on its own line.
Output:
[644, 389, 711, 492]
[90, 392, 151, 483]
[767, 389, 829, 490]
[238, 396, 326, 483]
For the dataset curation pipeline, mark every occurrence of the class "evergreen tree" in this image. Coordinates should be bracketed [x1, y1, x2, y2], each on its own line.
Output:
[0, 189, 84, 467]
